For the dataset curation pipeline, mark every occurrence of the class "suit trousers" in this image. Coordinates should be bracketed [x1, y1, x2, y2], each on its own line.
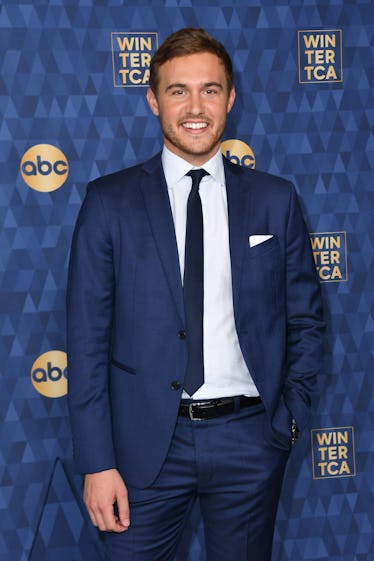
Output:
[104, 402, 290, 561]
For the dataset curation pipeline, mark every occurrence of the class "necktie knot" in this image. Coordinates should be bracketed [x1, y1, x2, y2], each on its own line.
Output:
[186, 169, 209, 193]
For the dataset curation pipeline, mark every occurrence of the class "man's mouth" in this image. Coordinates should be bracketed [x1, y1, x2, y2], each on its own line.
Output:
[182, 122, 208, 131]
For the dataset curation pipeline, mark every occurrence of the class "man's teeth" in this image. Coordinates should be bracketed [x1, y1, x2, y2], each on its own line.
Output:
[183, 122, 207, 130]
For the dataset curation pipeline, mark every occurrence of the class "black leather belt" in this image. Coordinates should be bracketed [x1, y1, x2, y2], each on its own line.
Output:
[178, 396, 262, 421]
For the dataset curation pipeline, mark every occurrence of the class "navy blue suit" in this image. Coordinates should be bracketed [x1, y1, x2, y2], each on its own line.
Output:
[67, 153, 324, 558]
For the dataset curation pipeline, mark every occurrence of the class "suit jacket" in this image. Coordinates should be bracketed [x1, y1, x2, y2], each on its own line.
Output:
[67, 153, 325, 488]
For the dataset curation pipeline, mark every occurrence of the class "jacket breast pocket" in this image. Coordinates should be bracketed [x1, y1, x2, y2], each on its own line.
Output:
[247, 235, 279, 259]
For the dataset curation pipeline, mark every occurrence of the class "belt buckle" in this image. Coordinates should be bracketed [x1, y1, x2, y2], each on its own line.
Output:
[188, 403, 204, 421]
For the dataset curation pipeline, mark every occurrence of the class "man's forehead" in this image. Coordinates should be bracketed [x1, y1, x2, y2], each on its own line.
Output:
[158, 53, 226, 81]
[161, 52, 224, 69]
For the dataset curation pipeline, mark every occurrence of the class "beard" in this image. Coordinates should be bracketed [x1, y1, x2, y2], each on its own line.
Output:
[159, 115, 227, 161]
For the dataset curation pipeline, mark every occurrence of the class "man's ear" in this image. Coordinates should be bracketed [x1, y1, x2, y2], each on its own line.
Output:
[227, 87, 236, 113]
[146, 88, 159, 116]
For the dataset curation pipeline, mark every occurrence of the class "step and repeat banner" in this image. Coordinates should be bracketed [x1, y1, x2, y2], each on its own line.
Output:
[1, 1, 373, 560]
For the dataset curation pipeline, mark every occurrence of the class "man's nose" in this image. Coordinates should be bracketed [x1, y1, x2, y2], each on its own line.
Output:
[186, 91, 204, 115]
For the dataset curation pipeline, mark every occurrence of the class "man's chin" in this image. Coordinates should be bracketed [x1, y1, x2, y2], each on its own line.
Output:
[169, 139, 221, 161]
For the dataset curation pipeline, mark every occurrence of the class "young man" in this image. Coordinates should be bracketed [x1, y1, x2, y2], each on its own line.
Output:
[67, 28, 324, 561]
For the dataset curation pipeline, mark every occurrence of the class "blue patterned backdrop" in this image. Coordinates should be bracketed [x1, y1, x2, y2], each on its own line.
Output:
[1, 1, 373, 560]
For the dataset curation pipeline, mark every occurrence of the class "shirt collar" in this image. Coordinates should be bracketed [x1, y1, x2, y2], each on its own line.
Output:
[162, 145, 225, 187]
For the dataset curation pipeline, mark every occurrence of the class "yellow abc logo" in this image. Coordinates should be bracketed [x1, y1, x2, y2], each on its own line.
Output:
[31, 350, 68, 398]
[221, 139, 255, 168]
[20, 144, 69, 192]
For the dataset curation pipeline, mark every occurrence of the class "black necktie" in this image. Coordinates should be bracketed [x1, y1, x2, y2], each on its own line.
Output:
[183, 169, 209, 396]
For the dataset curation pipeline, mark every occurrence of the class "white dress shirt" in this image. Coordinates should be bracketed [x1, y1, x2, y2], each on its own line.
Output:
[162, 146, 259, 399]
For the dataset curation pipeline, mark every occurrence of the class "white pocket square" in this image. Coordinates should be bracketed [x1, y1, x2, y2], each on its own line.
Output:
[249, 234, 273, 247]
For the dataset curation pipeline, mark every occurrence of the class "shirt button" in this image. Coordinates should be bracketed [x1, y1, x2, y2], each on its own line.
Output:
[178, 330, 186, 340]
[170, 381, 181, 390]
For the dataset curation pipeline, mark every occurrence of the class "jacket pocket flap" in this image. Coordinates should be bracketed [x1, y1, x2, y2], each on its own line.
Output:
[111, 358, 136, 374]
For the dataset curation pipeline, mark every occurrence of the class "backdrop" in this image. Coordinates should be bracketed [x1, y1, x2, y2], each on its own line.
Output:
[1, 1, 373, 560]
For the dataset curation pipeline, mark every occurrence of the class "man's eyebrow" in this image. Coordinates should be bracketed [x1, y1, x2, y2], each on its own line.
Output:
[165, 83, 187, 92]
[203, 82, 224, 89]
[165, 81, 224, 92]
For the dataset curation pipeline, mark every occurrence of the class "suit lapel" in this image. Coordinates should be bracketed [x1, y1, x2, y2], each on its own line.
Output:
[139, 155, 253, 324]
[140, 154, 185, 323]
[224, 159, 253, 314]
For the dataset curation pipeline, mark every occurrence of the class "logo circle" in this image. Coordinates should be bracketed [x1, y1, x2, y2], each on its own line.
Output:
[20, 144, 69, 192]
[31, 350, 68, 398]
[221, 139, 256, 169]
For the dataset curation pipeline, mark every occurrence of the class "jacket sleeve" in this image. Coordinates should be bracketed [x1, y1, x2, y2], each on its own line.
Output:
[66, 182, 117, 473]
[284, 183, 325, 432]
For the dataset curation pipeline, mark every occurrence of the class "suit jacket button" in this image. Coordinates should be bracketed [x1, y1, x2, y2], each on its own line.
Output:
[171, 381, 181, 390]
[178, 330, 186, 339]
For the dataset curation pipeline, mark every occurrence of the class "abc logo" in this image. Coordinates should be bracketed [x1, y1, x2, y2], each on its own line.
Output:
[20, 144, 69, 192]
[221, 139, 255, 169]
[31, 350, 68, 398]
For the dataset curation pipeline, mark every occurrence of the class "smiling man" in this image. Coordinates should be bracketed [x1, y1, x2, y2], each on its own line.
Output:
[67, 28, 325, 561]
[146, 50, 235, 165]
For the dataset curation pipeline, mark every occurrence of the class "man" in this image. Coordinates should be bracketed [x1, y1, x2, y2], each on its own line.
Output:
[67, 28, 324, 561]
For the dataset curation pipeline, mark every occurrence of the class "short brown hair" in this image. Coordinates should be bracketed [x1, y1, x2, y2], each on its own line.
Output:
[149, 28, 234, 93]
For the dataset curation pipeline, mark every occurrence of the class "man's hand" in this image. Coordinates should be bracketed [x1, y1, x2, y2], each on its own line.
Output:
[84, 468, 130, 532]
